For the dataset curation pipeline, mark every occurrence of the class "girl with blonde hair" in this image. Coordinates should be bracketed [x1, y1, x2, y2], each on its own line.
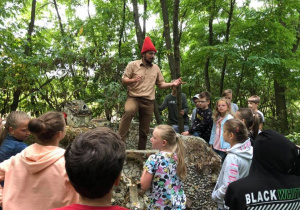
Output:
[209, 98, 234, 158]
[0, 111, 30, 163]
[140, 124, 187, 209]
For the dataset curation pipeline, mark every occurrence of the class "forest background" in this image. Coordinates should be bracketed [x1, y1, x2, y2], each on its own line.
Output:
[0, 0, 299, 139]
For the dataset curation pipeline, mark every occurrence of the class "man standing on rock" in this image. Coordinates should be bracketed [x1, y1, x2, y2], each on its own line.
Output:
[119, 36, 184, 150]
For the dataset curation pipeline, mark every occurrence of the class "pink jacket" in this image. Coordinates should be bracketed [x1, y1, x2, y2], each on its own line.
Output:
[0, 143, 79, 210]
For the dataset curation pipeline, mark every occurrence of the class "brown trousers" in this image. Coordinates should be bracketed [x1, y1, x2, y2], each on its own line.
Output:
[119, 97, 154, 150]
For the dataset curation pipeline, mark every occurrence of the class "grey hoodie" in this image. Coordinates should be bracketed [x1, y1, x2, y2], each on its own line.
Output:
[212, 138, 253, 209]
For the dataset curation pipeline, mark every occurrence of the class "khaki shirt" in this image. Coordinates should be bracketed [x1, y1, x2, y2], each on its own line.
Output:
[122, 60, 165, 100]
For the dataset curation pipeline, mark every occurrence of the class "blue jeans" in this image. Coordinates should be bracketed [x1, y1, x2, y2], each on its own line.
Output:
[172, 125, 189, 133]
[193, 132, 200, 137]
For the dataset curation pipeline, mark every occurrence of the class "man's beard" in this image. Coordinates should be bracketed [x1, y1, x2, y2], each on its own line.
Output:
[145, 57, 153, 65]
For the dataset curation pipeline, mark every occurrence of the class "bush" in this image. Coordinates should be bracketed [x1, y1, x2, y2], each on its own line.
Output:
[286, 132, 300, 145]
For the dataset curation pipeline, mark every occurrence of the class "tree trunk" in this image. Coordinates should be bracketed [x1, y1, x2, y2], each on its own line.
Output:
[31, 95, 40, 116]
[220, 0, 235, 95]
[220, 55, 228, 95]
[10, 89, 22, 111]
[291, 11, 300, 53]
[273, 6, 300, 132]
[204, 0, 216, 93]
[173, 0, 184, 133]
[143, 0, 147, 39]
[1, 88, 9, 115]
[274, 79, 288, 133]
[132, 0, 144, 51]
[204, 57, 211, 92]
[118, 0, 126, 58]
[11, 0, 36, 111]
[160, 0, 183, 132]
[24, 0, 36, 56]
[160, 0, 176, 79]
[53, 0, 65, 36]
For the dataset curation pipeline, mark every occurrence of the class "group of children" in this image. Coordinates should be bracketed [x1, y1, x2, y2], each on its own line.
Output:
[0, 110, 187, 210]
[180, 89, 269, 209]
[182, 90, 300, 210]
[182, 90, 263, 149]
[0, 111, 129, 210]
[0, 111, 78, 210]
[0, 89, 297, 210]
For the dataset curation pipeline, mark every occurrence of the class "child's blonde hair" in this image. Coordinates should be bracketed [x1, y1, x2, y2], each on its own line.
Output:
[0, 111, 30, 145]
[224, 119, 248, 143]
[212, 98, 234, 122]
[248, 95, 260, 104]
[155, 124, 187, 180]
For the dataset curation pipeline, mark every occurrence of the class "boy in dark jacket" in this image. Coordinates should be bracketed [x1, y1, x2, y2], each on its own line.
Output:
[182, 91, 213, 143]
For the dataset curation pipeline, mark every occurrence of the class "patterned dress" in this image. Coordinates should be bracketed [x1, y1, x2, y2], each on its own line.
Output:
[144, 151, 186, 210]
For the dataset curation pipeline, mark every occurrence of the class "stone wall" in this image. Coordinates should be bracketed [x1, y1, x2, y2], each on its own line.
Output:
[109, 123, 221, 209]
[110, 122, 153, 150]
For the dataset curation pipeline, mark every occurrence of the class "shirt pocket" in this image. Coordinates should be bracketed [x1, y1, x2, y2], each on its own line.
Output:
[133, 67, 145, 79]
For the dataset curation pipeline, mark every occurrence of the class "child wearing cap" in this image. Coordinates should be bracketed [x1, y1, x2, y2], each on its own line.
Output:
[191, 94, 200, 128]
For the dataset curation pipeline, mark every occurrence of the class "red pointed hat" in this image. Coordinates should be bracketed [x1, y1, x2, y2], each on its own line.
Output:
[141, 36, 157, 54]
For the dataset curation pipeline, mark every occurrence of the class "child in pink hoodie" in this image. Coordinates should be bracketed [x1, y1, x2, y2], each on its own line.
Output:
[0, 111, 78, 210]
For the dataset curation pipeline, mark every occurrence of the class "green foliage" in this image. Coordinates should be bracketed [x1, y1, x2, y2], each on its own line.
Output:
[286, 132, 300, 146]
[0, 0, 299, 134]
[91, 82, 127, 120]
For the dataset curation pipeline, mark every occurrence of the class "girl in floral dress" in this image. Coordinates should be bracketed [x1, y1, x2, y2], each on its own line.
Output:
[140, 125, 187, 209]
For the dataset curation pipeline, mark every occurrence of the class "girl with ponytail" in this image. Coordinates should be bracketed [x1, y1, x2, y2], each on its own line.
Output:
[234, 108, 260, 145]
[140, 124, 187, 209]
[212, 119, 253, 210]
